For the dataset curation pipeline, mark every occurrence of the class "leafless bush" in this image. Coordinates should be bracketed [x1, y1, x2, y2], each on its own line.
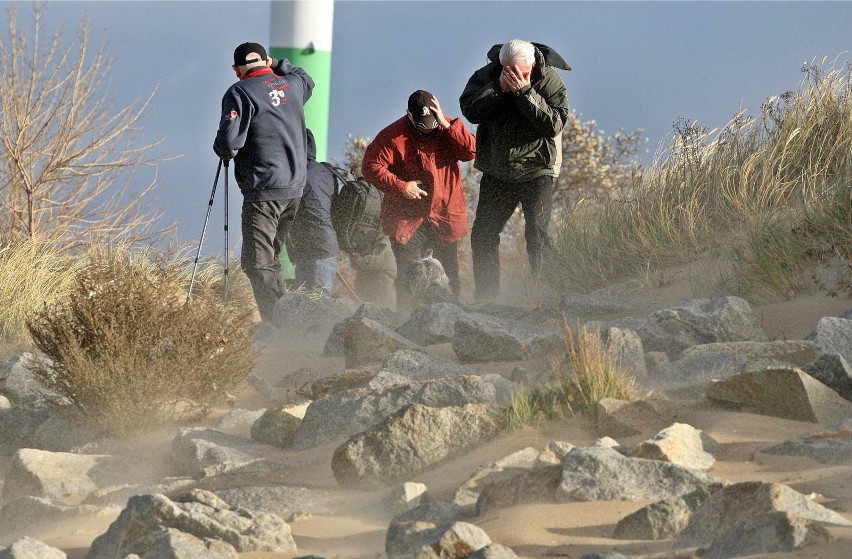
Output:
[26, 248, 258, 437]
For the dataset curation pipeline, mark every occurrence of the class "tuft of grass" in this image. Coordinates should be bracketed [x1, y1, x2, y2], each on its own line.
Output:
[0, 240, 82, 341]
[561, 323, 637, 412]
[506, 322, 637, 430]
[26, 246, 258, 437]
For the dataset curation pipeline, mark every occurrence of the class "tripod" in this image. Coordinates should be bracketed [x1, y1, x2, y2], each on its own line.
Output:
[186, 159, 230, 305]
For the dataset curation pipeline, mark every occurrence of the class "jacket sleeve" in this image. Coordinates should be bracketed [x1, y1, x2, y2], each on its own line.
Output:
[459, 65, 506, 124]
[443, 117, 477, 162]
[513, 72, 570, 138]
[213, 87, 252, 159]
[271, 57, 315, 104]
[361, 132, 408, 195]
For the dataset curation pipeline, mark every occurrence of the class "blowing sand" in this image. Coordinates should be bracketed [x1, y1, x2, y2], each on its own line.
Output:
[7, 274, 852, 559]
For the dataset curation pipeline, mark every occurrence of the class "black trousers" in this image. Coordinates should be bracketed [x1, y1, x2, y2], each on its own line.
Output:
[470, 173, 555, 301]
[390, 224, 460, 315]
[241, 198, 300, 321]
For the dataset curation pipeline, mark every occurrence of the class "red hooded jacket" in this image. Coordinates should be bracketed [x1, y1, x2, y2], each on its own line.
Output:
[362, 116, 476, 244]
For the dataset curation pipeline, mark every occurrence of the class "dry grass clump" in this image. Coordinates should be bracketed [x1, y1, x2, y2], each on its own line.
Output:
[507, 323, 637, 430]
[543, 58, 852, 300]
[0, 240, 83, 341]
[25, 247, 258, 437]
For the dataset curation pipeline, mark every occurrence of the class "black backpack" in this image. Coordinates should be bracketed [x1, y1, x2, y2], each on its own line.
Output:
[321, 163, 385, 256]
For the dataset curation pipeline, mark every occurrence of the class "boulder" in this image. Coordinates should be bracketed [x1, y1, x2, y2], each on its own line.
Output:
[385, 482, 430, 516]
[213, 484, 335, 520]
[760, 419, 852, 465]
[323, 302, 403, 357]
[0, 353, 62, 405]
[699, 511, 832, 559]
[397, 302, 469, 346]
[556, 446, 722, 503]
[292, 375, 498, 450]
[705, 366, 852, 423]
[0, 537, 66, 559]
[613, 485, 718, 540]
[368, 350, 475, 390]
[249, 402, 309, 448]
[385, 502, 468, 559]
[467, 543, 520, 559]
[332, 403, 504, 490]
[218, 408, 266, 429]
[452, 313, 562, 363]
[119, 527, 238, 559]
[475, 465, 562, 515]
[170, 427, 283, 479]
[676, 481, 851, 550]
[0, 402, 53, 455]
[628, 422, 719, 471]
[3, 449, 133, 502]
[806, 316, 852, 363]
[310, 368, 377, 398]
[802, 353, 852, 402]
[453, 447, 539, 509]
[386, 520, 491, 559]
[85, 489, 296, 558]
[639, 297, 766, 357]
[596, 396, 677, 438]
[651, 340, 818, 392]
[601, 326, 647, 380]
[344, 317, 420, 368]
[559, 293, 650, 320]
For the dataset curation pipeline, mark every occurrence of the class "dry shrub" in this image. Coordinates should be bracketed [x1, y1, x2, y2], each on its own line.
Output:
[26, 248, 258, 437]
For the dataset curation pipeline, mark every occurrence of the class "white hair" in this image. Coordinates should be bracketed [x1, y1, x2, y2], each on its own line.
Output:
[499, 39, 535, 66]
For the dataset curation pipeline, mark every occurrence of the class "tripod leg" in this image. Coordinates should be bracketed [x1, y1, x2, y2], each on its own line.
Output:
[186, 159, 223, 304]
[223, 160, 230, 305]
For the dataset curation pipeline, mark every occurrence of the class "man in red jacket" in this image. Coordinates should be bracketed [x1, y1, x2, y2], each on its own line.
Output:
[362, 90, 476, 314]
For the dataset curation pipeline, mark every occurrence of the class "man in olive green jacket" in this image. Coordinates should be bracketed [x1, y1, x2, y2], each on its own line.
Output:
[460, 39, 570, 301]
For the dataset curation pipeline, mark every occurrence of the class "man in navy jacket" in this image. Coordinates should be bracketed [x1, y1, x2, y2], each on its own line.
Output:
[214, 42, 314, 321]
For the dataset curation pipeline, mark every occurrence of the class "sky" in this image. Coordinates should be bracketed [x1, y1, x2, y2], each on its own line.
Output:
[28, 0, 852, 256]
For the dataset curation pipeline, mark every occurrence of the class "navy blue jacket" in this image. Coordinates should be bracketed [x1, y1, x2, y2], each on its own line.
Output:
[214, 59, 314, 202]
[287, 159, 339, 261]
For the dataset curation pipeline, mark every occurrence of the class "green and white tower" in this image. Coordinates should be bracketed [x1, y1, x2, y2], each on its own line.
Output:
[270, 0, 334, 161]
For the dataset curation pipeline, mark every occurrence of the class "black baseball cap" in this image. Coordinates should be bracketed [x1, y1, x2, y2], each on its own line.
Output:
[407, 90, 437, 130]
[233, 42, 267, 66]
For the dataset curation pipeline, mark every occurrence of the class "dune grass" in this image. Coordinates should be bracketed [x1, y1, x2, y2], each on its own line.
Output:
[0, 241, 83, 342]
[542, 59, 852, 301]
[507, 322, 637, 430]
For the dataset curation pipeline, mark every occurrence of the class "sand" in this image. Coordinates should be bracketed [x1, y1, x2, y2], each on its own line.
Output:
[4, 271, 852, 559]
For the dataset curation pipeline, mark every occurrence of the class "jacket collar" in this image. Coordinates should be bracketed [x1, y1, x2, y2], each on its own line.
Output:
[239, 66, 274, 80]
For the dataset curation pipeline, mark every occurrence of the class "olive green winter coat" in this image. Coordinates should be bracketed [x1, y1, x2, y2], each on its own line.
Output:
[459, 43, 570, 183]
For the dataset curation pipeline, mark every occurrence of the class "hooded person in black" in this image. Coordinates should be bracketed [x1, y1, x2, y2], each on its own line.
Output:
[214, 42, 314, 321]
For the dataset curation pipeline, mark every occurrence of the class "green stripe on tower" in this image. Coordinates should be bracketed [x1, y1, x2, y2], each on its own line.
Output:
[269, 46, 332, 162]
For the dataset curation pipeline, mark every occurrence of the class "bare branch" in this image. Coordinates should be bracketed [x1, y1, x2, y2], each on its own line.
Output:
[0, 2, 167, 250]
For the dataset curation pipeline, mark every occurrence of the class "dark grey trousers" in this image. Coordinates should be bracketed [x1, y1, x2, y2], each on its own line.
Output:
[241, 198, 300, 321]
[470, 173, 555, 301]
